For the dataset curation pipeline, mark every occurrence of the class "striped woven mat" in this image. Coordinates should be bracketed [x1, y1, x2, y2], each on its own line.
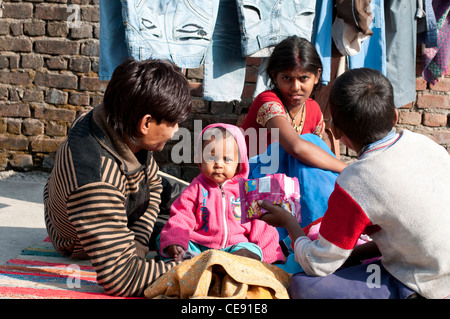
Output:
[0, 237, 148, 299]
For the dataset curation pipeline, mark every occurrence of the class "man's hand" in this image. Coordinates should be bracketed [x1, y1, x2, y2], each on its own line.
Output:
[257, 200, 306, 243]
[166, 245, 185, 262]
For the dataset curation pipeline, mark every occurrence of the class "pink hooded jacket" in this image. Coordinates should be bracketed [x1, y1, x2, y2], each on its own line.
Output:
[159, 123, 284, 263]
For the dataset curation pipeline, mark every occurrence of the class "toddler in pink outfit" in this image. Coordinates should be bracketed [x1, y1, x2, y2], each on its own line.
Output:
[158, 124, 284, 263]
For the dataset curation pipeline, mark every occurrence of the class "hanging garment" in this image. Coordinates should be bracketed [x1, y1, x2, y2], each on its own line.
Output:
[422, 0, 450, 84]
[205, 0, 318, 102]
[417, 0, 438, 48]
[347, 0, 417, 109]
[332, 0, 374, 57]
[99, 0, 130, 80]
[336, 0, 374, 35]
[347, 0, 386, 75]
[235, 0, 317, 57]
[120, 0, 220, 69]
[384, 0, 418, 108]
[202, 0, 246, 102]
[312, 0, 334, 85]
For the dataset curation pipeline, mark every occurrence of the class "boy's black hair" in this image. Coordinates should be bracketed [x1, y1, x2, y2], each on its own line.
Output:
[266, 35, 323, 97]
[103, 58, 192, 140]
[329, 68, 396, 147]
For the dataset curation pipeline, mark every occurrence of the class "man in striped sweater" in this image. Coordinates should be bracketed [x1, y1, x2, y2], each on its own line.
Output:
[258, 68, 450, 299]
[43, 59, 192, 296]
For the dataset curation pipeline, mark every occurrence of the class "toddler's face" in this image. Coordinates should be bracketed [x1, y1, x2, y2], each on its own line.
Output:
[201, 135, 239, 185]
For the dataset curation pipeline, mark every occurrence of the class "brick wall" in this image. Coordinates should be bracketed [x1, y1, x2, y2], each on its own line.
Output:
[0, 0, 449, 181]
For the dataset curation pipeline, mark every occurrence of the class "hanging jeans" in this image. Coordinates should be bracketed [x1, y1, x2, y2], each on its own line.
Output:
[99, 0, 129, 80]
[120, 0, 220, 69]
[311, 0, 334, 85]
[203, 0, 246, 102]
[205, 0, 317, 102]
[236, 0, 317, 57]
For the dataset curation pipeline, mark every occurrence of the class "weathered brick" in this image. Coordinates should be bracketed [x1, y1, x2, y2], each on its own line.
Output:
[398, 111, 421, 125]
[35, 4, 70, 21]
[245, 65, 259, 83]
[82, 6, 100, 22]
[35, 39, 78, 55]
[80, 41, 99, 56]
[21, 54, 45, 70]
[10, 23, 23, 37]
[69, 57, 91, 73]
[90, 95, 103, 107]
[45, 121, 67, 136]
[0, 87, 8, 101]
[70, 23, 93, 39]
[0, 135, 29, 151]
[10, 154, 33, 171]
[0, 20, 9, 35]
[33, 105, 76, 122]
[423, 112, 448, 127]
[0, 118, 6, 133]
[24, 21, 46, 36]
[0, 71, 32, 85]
[417, 93, 450, 109]
[70, 0, 91, 4]
[46, 57, 67, 70]
[189, 82, 202, 97]
[69, 92, 89, 106]
[35, 72, 77, 89]
[0, 103, 31, 117]
[8, 55, 20, 69]
[2, 3, 33, 19]
[0, 37, 32, 52]
[430, 77, 450, 92]
[211, 101, 234, 115]
[30, 136, 64, 153]
[46, 21, 69, 37]
[0, 56, 9, 68]
[7, 118, 21, 134]
[23, 118, 44, 136]
[79, 76, 107, 92]
[242, 82, 256, 99]
[45, 89, 68, 105]
[91, 60, 99, 73]
[23, 89, 44, 103]
[191, 97, 208, 113]
[8, 88, 23, 102]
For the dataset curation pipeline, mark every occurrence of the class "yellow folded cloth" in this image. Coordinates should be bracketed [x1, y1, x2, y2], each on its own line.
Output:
[144, 250, 290, 299]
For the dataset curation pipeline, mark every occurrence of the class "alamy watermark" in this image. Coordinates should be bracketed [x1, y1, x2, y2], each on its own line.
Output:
[66, 264, 81, 289]
[366, 263, 381, 288]
[67, 4, 82, 29]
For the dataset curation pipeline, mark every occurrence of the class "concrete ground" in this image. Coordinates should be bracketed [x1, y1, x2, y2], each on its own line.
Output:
[0, 170, 49, 265]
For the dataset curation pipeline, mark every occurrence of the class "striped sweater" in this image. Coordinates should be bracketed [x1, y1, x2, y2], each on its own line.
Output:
[294, 130, 450, 299]
[43, 104, 177, 297]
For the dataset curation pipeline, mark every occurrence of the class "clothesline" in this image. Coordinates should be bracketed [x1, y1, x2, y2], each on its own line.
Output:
[99, 0, 449, 108]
